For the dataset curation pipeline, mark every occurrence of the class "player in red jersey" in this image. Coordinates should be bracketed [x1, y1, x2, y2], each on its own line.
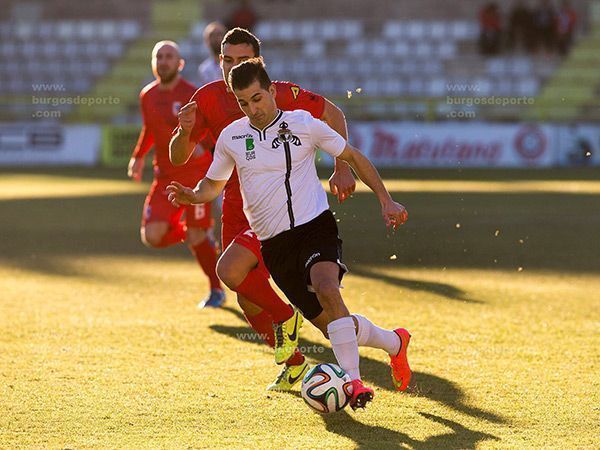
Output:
[128, 41, 225, 308]
[170, 29, 356, 391]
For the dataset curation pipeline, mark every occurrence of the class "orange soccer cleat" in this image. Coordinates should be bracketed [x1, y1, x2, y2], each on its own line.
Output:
[390, 328, 412, 391]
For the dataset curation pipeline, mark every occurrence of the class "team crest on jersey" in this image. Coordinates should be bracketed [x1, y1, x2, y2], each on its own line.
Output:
[245, 137, 256, 160]
[272, 121, 301, 149]
[172, 101, 182, 116]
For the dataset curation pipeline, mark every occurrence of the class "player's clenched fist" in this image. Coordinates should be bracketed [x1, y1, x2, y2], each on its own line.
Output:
[178, 101, 197, 133]
[166, 181, 197, 207]
[382, 200, 408, 230]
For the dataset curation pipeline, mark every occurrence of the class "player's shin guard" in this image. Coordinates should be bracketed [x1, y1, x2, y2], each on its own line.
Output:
[243, 310, 275, 347]
[190, 238, 222, 290]
[327, 316, 360, 380]
[235, 269, 293, 323]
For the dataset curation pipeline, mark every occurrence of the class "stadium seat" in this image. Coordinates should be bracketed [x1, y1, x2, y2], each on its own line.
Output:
[391, 41, 410, 58]
[428, 77, 447, 96]
[450, 21, 476, 40]
[437, 42, 457, 59]
[494, 78, 514, 95]
[303, 40, 325, 57]
[511, 58, 533, 76]
[340, 20, 362, 39]
[254, 22, 275, 41]
[371, 41, 389, 58]
[406, 21, 426, 40]
[298, 21, 317, 41]
[320, 20, 339, 40]
[119, 20, 141, 40]
[382, 21, 402, 39]
[15, 22, 35, 40]
[516, 77, 540, 96]
[415, 42, 433, 59]
[42, 42, 60, 58]
[429, 21, 448, 41]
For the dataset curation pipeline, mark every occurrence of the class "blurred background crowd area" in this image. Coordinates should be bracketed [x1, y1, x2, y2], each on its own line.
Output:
[0, 0, 598, 125]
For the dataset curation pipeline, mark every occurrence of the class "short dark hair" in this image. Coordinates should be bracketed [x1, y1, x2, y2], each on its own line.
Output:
[221, 27, 261, 57]
[229, 57, 272, 91]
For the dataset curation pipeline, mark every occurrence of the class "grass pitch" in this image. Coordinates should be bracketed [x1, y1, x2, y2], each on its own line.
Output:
[1, 167, 599, 449]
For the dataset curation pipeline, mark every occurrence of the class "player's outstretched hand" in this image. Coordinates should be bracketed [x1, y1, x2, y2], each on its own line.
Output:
[166, 181, 196, 207]
[178, 101, 197, 133]
[329, 164, 356, 203]
[382, 200, 408, 230]
[127, 157, 144, 182]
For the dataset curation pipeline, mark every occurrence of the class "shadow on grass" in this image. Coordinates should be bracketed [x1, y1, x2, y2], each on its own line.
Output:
[319, 410, 498, 449]
[351, 265, 482, 304]
[212, 307, 506, 425]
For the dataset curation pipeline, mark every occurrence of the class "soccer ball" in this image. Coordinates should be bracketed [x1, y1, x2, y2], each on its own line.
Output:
[301, 363, 353, 413]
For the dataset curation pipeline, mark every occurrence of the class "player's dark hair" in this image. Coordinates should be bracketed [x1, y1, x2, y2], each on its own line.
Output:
[229, 57, 272, 92]
[221, 27, 261, 56]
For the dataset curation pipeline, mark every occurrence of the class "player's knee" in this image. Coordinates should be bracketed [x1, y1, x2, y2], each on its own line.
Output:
[141, 227, 163, 248]
[216, 258, 243, 289]
[313, 280, 340, 302]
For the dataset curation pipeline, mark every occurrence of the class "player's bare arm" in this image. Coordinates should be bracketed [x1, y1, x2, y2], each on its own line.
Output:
[321, 99, 356, 203]
[169, 101, 198, 166]
[127, 156, 145, 182]
[166, 177, 226, 207]
[337, 144, 408, 229]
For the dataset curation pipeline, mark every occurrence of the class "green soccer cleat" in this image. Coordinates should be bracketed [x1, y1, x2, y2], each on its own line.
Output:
[266, 361, 310, 392]
[273, 308, 303, 365]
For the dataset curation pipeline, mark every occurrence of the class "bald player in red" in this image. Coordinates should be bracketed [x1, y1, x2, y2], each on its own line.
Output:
[170, 28, 356, 391]
[128, 40, 225, 308]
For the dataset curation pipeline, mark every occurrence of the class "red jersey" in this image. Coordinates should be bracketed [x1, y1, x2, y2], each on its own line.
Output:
[186, 79, 325, 228]
[133, 78, 212, 179]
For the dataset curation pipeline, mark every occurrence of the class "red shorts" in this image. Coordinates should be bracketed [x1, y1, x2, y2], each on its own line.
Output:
[222, 220, 269, 277]
[142, 178, 213, 230]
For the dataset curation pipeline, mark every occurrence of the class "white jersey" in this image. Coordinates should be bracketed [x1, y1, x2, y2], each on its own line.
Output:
[207, 109, 346, 240]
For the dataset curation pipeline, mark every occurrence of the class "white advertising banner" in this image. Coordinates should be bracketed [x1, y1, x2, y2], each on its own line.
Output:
[0, 123, 100, 166]
[342, 122, 557, 168]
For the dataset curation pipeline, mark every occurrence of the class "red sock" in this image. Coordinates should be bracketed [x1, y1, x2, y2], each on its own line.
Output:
[286, 349, 305, 367]
[189, 238, 222, 290]
[235, 269, 293, 323]
[244, 310, 275, 347]
[155, 223, 186, 248]
[244, 310, 305, 366]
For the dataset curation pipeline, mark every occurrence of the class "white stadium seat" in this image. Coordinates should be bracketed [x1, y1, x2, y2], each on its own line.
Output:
[340, 20, 362, 39]
[406, 21, 426, 40]
[303, 40, 325, 57]
[383, 21, 402, 39]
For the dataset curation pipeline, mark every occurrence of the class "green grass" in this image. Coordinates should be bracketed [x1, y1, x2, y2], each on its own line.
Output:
[1, 168, 599, 449]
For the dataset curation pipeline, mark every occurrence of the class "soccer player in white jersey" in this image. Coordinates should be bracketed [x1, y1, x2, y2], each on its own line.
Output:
[167, 58, 412, 410]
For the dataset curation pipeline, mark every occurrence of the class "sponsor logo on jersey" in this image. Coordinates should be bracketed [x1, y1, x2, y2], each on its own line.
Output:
[232, 133, 253, 140]
[272, 121, 302, 149]
[245, 137, 256, 160]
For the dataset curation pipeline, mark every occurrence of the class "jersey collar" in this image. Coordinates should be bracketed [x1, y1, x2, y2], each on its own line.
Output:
[249, 109, 283, 141]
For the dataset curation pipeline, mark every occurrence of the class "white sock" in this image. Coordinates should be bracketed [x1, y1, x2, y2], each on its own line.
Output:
[327, 316, 360, 380]
[354, 314, 401, 355]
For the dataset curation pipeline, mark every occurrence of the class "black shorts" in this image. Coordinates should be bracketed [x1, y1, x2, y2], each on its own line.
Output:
[260, 210, 348, 320]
